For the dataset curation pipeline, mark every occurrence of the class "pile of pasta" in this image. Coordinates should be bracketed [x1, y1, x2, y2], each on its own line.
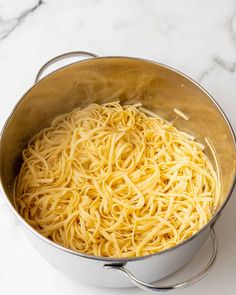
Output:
[14, 102, 219, 258]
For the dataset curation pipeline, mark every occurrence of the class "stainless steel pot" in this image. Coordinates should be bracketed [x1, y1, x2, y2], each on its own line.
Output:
[0, 52, 235, 292]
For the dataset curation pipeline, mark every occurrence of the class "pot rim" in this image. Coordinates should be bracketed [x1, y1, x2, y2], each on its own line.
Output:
[0, 55, 235, 263]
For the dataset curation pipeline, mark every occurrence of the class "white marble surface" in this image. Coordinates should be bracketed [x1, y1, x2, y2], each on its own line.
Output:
[0, 0, 235, 294]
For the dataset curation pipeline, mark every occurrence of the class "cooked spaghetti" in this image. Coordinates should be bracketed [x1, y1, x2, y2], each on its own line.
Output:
[14, 102, 220, 258]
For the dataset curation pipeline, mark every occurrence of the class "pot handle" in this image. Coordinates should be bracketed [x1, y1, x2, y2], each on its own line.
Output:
[104, 224, 217, 292]
[35, 51, 98, 83]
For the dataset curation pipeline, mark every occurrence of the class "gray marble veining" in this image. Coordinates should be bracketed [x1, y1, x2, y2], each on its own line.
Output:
[0, 0, 44, 41]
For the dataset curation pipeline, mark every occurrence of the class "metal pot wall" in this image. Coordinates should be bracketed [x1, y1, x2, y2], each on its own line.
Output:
[0, 52, 235, 292]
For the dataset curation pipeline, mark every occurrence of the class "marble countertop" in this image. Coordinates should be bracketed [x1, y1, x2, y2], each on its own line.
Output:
[0, 1, 235, 294]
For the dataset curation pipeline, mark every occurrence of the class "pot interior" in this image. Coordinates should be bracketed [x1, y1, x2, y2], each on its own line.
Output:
[0, 57, 235, 219]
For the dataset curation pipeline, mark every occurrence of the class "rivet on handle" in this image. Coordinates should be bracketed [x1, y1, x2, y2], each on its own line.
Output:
[35, 51, 98, 83]
[104, 224, 217, 292]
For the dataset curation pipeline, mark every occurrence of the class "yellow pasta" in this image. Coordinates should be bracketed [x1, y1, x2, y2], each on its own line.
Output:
[13, 102, 220, 258]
